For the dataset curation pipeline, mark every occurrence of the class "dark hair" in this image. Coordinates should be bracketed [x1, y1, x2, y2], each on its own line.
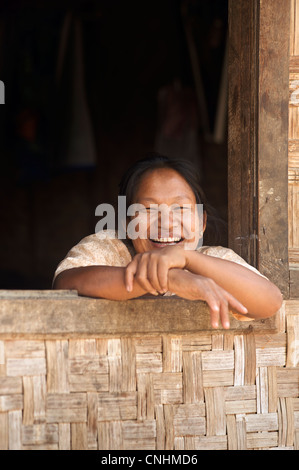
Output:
[118, 152, 227, 246]
[119, 152, 206, 208]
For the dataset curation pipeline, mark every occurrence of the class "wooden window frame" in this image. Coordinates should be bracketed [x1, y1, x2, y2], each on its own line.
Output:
[0, 1, 290, 336]
[0, 290, 279, 337]
[228, 0, 290, 299]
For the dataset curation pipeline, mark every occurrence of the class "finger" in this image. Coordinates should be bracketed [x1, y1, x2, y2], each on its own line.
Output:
[156, 257, 169, 294]
[125, 258, 139, 292]
[206, 286, 235, 329]
[221, 289, 248, 315]
[214, 287, 248, 329]
[135, 255, 159, 295]
[219, 299, 230, 330]
[205, 293, 221, 329]
[147, 256, 163, 293]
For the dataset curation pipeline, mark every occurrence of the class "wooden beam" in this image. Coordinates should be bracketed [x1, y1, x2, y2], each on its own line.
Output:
[228, 0, 290, 297]
[257, 0, 290, 297]
[228, 0, 259, 267]
[0, 291, 280, 338]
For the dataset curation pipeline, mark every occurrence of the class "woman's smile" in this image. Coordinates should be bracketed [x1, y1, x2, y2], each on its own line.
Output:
[148, 236, 185, 249]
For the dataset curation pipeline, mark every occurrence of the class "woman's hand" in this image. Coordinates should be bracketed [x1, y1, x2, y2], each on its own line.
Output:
[167, 269, 249, 329]
[125, 247, 249, 329]
[125, 245, 188, 295]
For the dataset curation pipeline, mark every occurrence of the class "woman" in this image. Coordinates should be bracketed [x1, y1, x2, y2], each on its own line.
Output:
[53, 153, 282, 329]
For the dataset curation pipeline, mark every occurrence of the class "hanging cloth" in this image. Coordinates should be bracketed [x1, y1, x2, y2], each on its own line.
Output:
[55, 12, 97, 169]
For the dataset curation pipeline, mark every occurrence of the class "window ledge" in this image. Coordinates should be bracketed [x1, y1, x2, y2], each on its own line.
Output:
[0, 290, 279, 339]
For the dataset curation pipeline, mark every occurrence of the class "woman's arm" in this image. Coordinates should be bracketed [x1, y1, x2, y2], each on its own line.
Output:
[124, 246, 283, 320]
[184, 250, 283, 319]
[53, 263, 249, 329]
[53, 265, 149, 300]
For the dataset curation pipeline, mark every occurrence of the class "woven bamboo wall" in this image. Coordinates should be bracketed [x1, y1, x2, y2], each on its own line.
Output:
[0, 301, 298, 450]
[0, 0, 298, 452]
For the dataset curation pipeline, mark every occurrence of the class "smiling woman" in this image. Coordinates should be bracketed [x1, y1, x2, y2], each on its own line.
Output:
[53, 153, 282, 329]
[125, 166, 204, 252]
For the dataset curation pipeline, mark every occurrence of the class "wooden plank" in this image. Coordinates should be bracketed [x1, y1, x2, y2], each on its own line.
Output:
[87, 392, 98, 449]
[0, 377, 22, 395]
[22, 424, 58, 446]
[244, 331, 256, 385]
[204, 387, 226, 436]
[46, 341, 69, 393]
[0, 290, 78, 299]
[122, 420, 156, 440]
[201, 350, 234, 370]
[192, 435, 227, 450]
[97, 392, 137, 421]
[23, 376, 34, 425]
[234, 335, 245, 386]
[225, 399, 257, 415]
[268, 366, 278, 413]
[245, 413, 278, 432]
[257, 0, 290, 295]
[247, 431, 278, 449]
[174, 416, 205, 437]
[46, 393, 87, 423]
[228, 0, 258, 266]
[0, 412, 8, 450]
[58, 423, 70, 450]
[290, 0, 299, 56]
[286, 313, 299, 366]
[162, 336, 182, 373]
[202, 369, 234, 387]
[71, 423, 87, 450]
[0, 395, 23, 412]
[8, 410, 22, 450]
[6, 358, 46, 377]
[224, 385, 256, 401]
[0, 296, 280, 339]
[228, 0, 290, 296]
[137, 373, 154, 420]
[155, 404, 165, 450]
[227, 414, 238, 450]
[182, 351, 204, 403]
[4, 340, 45, 358]
[68, 374, 109, 392]
[121, 338, 136, 392]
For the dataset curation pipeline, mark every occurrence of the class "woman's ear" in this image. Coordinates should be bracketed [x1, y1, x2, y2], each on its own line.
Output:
[202, 210, 207, 233]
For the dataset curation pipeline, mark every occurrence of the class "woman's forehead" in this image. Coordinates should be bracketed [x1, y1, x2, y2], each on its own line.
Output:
[134, 168, 196, 200]
[138, 194, 195, 204]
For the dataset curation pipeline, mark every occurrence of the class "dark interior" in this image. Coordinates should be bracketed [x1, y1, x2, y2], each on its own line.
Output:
[0, 0, 228, 289]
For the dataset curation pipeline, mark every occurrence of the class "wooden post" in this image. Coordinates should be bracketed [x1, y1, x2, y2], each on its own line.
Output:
[228, 0, 290, 297]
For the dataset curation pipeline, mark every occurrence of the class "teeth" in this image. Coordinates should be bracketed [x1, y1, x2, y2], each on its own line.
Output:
[152, 237, 181, 243]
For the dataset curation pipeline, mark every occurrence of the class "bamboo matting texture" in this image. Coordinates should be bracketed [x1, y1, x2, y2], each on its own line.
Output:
[0, 305, 298, 450]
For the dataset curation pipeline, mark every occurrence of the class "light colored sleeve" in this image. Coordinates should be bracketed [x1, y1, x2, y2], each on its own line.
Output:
[53, 230, 133, 283]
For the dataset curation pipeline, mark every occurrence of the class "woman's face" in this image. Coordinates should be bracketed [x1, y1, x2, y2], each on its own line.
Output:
[128, 168, 206, 254]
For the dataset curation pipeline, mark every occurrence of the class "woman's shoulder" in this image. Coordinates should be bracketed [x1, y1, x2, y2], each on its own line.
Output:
[53, 230, 135, 281]
[197, 245, 242, 261]
[71, 229, 135, 255]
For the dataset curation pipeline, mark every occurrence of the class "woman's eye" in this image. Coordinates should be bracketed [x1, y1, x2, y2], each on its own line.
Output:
[137, 207, 151, 213]
[177, 206, 192, 213]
